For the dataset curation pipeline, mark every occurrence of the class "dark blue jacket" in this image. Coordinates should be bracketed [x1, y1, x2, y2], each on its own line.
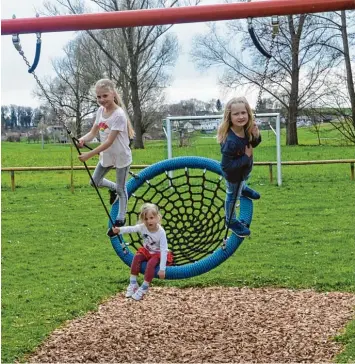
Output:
[220, 129, 261, 183]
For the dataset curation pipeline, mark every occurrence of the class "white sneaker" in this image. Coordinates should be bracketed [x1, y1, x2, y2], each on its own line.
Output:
[125, 283, 139, 298]
[131, 287, 148, 301]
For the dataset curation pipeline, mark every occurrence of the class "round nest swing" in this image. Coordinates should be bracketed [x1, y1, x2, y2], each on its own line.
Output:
[108, 156, 253, 279]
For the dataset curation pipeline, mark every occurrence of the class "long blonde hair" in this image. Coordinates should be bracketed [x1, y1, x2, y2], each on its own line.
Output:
[138, 203, 161, 223]
[216, 97, 254, 144]
[95, 78, 135, 139]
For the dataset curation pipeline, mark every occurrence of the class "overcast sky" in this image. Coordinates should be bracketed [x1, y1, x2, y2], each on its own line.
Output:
[1, 0, 253, 108]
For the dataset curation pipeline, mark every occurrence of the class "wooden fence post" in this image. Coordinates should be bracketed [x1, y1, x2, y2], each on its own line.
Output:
[70, 144, 74, 193]
[269, 164, 273, 183]
[11, 170, 15, 191]
[351, 162, 354, 181]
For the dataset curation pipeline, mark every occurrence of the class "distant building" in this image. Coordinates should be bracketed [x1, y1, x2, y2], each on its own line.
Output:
[47, 125, 68, 143]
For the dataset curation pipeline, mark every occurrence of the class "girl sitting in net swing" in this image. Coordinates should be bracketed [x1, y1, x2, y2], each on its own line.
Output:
[112, 203, 174, 301]
[217, 96, 261, 238]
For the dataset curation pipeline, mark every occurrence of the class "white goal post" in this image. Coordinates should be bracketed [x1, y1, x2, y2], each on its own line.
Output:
[163, 113, 282, 186]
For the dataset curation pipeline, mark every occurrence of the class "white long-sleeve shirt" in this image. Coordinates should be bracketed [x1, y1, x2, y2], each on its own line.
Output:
[119, 224, 168, 271]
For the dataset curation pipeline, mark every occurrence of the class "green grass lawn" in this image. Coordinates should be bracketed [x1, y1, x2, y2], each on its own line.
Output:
[2, 125, 355, 363]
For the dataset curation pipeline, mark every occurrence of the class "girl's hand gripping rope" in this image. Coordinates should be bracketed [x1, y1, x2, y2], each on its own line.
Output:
[78, 152, 91, 163]
[76, 138, 85, 148]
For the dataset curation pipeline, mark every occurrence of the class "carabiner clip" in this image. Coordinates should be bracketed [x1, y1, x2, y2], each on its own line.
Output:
[271, 15, 279, 37]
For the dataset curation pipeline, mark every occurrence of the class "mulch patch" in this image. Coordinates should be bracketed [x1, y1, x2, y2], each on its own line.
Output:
[28, 287, 355, 363]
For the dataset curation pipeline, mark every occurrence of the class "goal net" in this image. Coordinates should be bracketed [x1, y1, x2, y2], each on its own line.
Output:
[163, 113, 282, 186]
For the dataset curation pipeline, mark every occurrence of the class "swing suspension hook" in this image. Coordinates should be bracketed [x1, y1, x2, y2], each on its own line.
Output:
[12, 14, 42, 73]
[271, 15, 280, 38]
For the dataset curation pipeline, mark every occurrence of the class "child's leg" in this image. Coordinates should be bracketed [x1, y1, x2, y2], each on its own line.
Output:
[225, 180, 251, 237]
[131, 257, 160, 300]
[131, 253, 146, 276]
[224, 180, 243, 224]
[115, 166, 130, 222]
[143, 256, 161, 287]
[241, 175, 260, 200]
[125, 254, 146, 298]
[90, 163, 115, 190]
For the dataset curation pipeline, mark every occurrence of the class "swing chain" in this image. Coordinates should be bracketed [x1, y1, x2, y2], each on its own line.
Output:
[14, 44, 73, 137]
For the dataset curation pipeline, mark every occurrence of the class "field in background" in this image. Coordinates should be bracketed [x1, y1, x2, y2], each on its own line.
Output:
[1, 125, 355, 362]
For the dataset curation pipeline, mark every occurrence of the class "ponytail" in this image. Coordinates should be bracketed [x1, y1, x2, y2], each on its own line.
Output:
[114, 90, 135, 140]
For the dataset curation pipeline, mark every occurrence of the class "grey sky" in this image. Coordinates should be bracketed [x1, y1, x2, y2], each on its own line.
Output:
[1, 0, 250, 108]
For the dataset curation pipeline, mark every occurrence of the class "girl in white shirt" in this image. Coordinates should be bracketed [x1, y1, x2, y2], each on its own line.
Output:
[113, 203, 173, 301]
[78, 79, 135, 228]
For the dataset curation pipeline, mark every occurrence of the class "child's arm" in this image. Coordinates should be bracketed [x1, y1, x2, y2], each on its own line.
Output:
[221, 141, 252, 172]
[158, 231, 168, 279]
[112, 224, 142, 235]
[78, 130, 119, 162]
[77, 123, 99, 147]
[250, 123, 262, 147]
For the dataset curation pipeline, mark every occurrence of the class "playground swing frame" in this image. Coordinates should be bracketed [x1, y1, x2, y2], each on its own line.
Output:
[2, 0, 355, 35]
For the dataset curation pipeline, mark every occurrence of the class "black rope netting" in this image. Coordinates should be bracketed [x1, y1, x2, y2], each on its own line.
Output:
[125, 168, 227, 266]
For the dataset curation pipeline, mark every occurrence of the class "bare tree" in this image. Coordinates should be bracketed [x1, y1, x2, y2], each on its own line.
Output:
[310, 11, 355, 143]
[191, 13, 342, 145]
[1, 106, 10, 130]
[43, 0, 186, 148]
[35, 37, 97, 136]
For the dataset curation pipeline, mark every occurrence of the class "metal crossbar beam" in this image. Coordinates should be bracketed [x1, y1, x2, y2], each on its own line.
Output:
[2, 0, 355, 35]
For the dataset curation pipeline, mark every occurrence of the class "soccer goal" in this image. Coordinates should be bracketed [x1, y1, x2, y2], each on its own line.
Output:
[163, 113, 282, 186]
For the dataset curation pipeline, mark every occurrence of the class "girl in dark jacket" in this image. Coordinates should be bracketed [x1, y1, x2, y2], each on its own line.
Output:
[217, 97, 261, 237]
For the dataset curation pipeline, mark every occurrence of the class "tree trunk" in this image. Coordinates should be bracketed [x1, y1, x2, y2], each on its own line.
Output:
[76, 106, 82, 137]
[341, 11, 355, 128]
[126, 27, 144, 149]
[287, 90, 299, 145]
[287, 17, 300, 146]
[131, 82, 144, 149]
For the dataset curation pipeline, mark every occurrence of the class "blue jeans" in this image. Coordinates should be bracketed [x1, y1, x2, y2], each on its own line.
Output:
[225, 180, 245, 224]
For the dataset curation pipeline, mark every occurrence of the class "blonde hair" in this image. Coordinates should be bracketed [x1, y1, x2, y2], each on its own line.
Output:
[216, 97, 254, 144]
[138, 203, 161, 223]
[95, 78, 135, 139]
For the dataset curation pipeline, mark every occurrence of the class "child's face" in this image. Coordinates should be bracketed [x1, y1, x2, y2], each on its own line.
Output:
[143, 211, 160, 230]
[230, 103, 249, 129]
[96, 87, 115, 108]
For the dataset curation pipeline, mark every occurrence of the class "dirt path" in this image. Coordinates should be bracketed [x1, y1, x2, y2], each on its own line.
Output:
[28, 287, 355, 363]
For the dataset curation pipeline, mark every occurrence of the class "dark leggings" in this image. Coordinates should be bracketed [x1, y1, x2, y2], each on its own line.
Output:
[131, 253, 160, 283]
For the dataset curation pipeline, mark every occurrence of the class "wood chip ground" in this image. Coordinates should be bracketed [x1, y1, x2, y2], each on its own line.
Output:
[28, 287, 355, 363]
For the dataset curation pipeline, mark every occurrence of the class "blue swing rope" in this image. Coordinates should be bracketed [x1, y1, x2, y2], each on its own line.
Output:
[108, 156, 253, 280]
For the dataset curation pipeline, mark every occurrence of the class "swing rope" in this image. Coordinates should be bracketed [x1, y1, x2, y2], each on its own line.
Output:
[11, 32, 128, 253]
